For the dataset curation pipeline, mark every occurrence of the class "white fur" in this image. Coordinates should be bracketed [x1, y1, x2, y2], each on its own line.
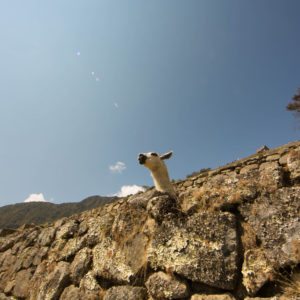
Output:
[138, 151, 177, 198]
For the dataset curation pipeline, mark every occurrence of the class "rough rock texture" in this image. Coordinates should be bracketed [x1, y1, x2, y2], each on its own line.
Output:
[70, 247, 92, 284]
[240, 188, 300, 295]
[191, 294, 236, 300]
[59, 285, 81, 300]
[244, 297, 290, 300]
[145, 271, 189, 299]
[0, 141, 300, 300]
[148, 212, 238, 290]
[12, 269, 33, 298]
[287, 149, 300, 180]
[35, 261, 70, 300]
[0, 293, 15, 300]
[103, 286, 148, 300]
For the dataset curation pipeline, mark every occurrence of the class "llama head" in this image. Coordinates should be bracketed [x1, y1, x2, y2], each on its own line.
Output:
[138, 151, 176, 197]
[138, 151, 173, 172]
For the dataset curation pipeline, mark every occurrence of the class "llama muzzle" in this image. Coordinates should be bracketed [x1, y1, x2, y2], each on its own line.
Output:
[138, 154, 147, 165]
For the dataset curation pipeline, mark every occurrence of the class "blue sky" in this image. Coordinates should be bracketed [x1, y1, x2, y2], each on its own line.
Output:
[0, 0, 299, 206]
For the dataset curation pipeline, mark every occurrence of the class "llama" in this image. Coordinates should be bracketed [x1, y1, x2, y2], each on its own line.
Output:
[138, 151, 177, 199]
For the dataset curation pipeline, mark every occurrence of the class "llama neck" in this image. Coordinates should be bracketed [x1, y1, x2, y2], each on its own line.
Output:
[151, 166, 176, 197]
[151, 165, 170, 184]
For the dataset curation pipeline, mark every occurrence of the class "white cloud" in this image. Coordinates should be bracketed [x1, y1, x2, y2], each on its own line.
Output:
[109, 161, 126, 174]
[114, 102, 119, 109]
[24, 193, 49, 203]
[76, 51, 81, 56]
[115, 185, 146, 197]
[91, 71, 95, 76]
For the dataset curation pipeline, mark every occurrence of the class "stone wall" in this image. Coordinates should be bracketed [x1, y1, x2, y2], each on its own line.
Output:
[0, 141, 299, 300]
[175, 140, 299, 195]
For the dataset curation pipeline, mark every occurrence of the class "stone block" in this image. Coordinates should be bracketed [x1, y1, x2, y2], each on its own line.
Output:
[148, 212, 238, 290]
[103, 286, 148, 300]
[145, 271, 189, 299]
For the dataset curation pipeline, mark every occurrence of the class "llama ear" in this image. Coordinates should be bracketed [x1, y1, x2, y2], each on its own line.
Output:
[160, 151, 173, 160]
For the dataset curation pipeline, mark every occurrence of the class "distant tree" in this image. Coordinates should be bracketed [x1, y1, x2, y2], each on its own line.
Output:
[287, 88, 300, 115]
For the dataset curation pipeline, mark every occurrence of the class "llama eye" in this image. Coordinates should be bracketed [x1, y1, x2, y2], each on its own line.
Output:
[151, 152, 158, 157]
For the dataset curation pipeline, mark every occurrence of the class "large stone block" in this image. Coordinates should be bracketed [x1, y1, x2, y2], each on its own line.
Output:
[37, 227, 56, 246]
[12, 268, 33, 299]
[145, 271, 189, 299]
[36, 261, 70, 300]
[93, 233, 149, 284]
[287, 149, 300, 180]
[93, 206, 149, 284]
[70, 247, 92, 285]
[240, 188, 300, 263]
[56, 220, 79, 240]
[240, 187, 300, 294]
[259, 162, 283, 189]
[148, 212, 239, 290]
[103, 286, 148, 300]
[60, 285, 81, 300]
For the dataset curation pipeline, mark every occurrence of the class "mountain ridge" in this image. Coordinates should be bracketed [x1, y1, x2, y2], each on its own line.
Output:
[0, 195, 117, 229]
